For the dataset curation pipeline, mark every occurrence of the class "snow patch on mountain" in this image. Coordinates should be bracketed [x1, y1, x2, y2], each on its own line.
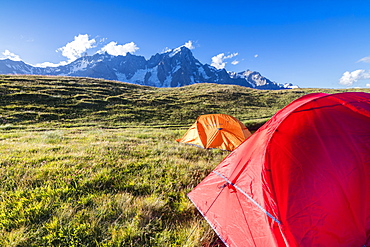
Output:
[163, 74, 173, 87]
[198, 66, 210, 80]
[0, 47, 298, 89]
[71, 59, 90, 73]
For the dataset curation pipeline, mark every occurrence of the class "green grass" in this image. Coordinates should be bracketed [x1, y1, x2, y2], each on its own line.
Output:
[1, 75, 370, 246]
[2, 74, 369, 130]
[0, 127, 227, 246]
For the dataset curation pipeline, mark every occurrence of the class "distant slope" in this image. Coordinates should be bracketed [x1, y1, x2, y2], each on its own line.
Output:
[1, 75, 368, 129]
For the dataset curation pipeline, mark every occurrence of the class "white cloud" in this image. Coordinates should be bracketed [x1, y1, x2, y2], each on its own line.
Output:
[99, 37, 108, 43]
[366, 83, 370, 87]
[2, 34, 143, 67]
[225, 53, 238, 59]
[211, 52, 238, 69]
[231, 60, 239, 65]
[254, 54, 259, 58]
[1, 50, 22, 61]
[57, 34, 96, 62]
[357, 56, 370, 63]
[98, 41, 139, 56]
[211, 54, 226, 69]
[339, 69, 370, 86]
[169, 40, 196, 54]
[183, 40, 195, 50]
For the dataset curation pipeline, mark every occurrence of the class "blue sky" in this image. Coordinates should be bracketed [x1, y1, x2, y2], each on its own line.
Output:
[1, 0, 370, 88]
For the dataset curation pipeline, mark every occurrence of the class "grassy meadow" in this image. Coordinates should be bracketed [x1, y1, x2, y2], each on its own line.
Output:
[1, 75, 369, 246]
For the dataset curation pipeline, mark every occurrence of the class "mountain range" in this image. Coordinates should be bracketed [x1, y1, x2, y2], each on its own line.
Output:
[0, 47, 297, 90]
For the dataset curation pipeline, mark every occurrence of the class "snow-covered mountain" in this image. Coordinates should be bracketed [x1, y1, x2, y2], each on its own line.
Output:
[0, 47, 297, 89]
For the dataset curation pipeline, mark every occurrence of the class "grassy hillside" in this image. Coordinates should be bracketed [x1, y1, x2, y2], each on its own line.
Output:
[2, 74, 368, 130]
[1, 75, 369, 246]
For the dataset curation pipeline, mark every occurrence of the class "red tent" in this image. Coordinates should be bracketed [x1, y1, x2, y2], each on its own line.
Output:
[188, 92, 370, 247]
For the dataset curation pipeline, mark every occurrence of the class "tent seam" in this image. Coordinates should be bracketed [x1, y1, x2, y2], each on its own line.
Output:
[213, 171, 281, 225]
[187, 192, 231, 247]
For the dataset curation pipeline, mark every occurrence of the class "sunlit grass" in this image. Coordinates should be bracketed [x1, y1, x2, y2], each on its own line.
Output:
[1, 75, 370, 246]
[0, 126, 227, 246]
[3, 74, 368, 130]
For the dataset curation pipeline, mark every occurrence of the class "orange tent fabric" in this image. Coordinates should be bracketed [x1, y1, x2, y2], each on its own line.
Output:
[176, 114, 251, 151]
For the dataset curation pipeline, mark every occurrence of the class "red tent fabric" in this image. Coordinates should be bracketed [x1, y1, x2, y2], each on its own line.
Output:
[188, 92, 370, 247]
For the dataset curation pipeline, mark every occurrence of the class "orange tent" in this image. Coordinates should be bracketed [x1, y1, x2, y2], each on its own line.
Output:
[176, 114, 251, 151]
